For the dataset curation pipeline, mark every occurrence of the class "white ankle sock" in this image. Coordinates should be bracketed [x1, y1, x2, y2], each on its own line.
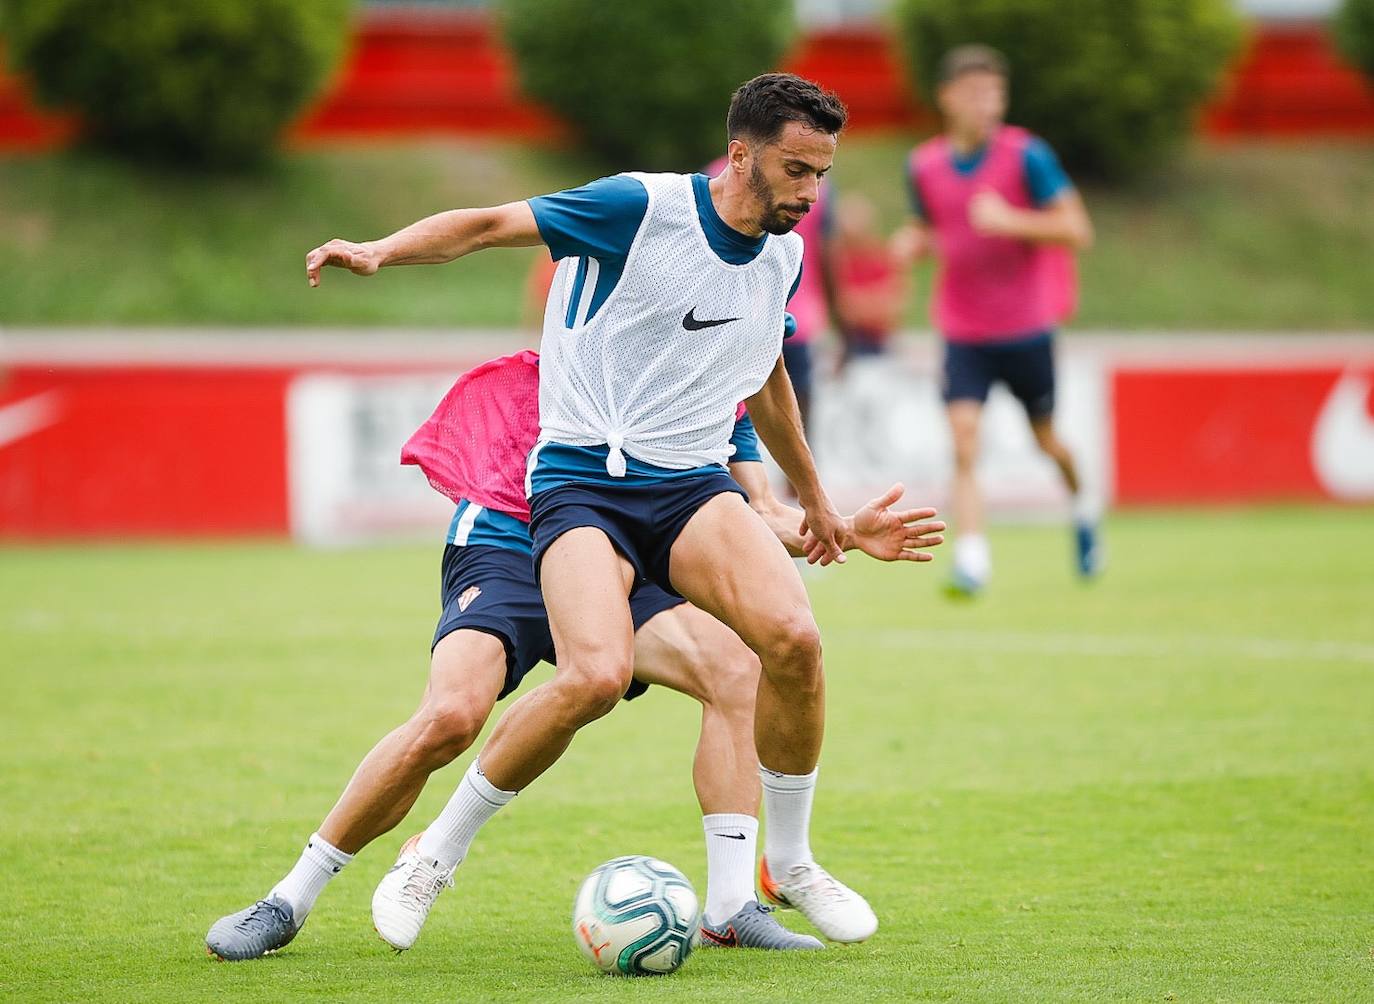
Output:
[1072, 491, 1099, 524]
[702, 813, 759, 926]
[416, 759, 516, 870]
[759, 764, 817, 876]
[954, 533, 991, 583]
[270, 831, 353, 922]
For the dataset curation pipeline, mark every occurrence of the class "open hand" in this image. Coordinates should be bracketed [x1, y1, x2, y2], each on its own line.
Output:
[306, 239, 381, 287]
[849, 483, 945, 562]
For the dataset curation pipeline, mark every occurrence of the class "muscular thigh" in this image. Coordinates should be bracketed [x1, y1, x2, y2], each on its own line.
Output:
[666, 492, 813, 654]
[539, 526, 637, 674]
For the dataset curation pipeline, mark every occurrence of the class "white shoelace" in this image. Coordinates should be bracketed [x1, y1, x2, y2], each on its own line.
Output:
[791, 865, 849, 905]
[398, 859, 454, 912]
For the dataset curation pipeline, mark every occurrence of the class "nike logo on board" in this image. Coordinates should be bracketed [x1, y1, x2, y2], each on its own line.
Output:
[683, 308, 740, 331]
[1312, 369, 1374, 499]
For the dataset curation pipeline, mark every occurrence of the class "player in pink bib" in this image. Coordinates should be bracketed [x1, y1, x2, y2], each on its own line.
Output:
[897, 45, 1100, 595]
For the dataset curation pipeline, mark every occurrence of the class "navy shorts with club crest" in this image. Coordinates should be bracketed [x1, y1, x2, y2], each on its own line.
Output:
[942, 330, 1057, 419]
[433, 543, 683, 701]
[528, 470, 747, 596]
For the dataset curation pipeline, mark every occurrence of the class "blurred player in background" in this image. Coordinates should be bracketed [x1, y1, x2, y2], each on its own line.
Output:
[894, 45, 1099, 596]
[832, 191, 907, 366]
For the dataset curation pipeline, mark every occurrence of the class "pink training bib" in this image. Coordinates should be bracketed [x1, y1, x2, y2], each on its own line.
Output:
[911, 125, 1077, 343]
[401, 351, 752, 523]
[401, 350, 542, 522]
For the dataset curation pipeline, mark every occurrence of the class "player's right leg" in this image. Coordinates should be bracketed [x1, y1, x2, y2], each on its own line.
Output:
[476, 526, 638, 791]
[667, 492, 878, 943]
[369, 525, 635, 952]
[942, 339, 995, 596]
[629, 599, 821, 950]
[205, 629, 507, 960]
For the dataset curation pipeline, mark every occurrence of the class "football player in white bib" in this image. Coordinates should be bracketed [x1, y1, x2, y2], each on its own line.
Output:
[304, 74, 879, 947]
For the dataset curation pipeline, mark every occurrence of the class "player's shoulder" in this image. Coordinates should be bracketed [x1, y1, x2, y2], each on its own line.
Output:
[620, 171, 691, 196]
[1002, 125, 1059, 161]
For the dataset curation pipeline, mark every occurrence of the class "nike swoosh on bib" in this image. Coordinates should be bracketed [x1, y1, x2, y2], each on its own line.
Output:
[683, 308, 740, 331]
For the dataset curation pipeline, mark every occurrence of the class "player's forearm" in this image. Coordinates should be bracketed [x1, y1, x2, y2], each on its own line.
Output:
[370, 203, 543, 268]
[1001, 203, 1093, 249]
[368, 209, 498, 267]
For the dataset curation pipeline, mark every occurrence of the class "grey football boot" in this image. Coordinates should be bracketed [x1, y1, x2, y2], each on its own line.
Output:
[699, 900, 824, 950]
[206, 896, 302, 961]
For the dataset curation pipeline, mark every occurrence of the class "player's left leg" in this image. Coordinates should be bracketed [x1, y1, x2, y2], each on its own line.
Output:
[667, 493, 878, 943]
[629, 600, 821, 950]
[1004, 331, 1102, 579]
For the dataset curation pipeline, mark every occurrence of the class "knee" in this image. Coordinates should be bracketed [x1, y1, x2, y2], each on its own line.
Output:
[756, 610, 823, 685]
[951, 435, 979, 471]
[556, 659, 633, 722]
[409, 699, 486, 767]
[1031, 421, 1062, 456]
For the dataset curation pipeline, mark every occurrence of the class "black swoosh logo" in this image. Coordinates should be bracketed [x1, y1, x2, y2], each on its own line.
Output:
[716, 832, 747, 840]
[683, 308, 740, 331]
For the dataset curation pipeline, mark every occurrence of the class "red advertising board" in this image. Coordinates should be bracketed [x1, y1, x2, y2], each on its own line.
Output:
[0, 364, 294, 537]
[1113, 364, 1374, 504]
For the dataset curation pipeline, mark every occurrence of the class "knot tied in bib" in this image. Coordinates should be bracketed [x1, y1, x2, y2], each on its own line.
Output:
[605, 432, 627, 477]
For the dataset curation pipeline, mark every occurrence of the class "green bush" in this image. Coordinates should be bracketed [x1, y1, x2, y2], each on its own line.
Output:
[1, 0, 353, 166]
[1335, 0, 1374, 79]
[499, 0, 795, 171]
[894, 0, 1244, 179]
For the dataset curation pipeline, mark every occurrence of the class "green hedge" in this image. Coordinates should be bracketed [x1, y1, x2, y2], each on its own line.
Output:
[499, 0, 795, 171]
[895, 0, 1243, 179]
[2, 0, 353, 166]
[1335, 0, 1374, 79]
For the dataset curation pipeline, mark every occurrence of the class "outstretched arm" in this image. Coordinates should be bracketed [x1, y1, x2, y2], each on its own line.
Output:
[745, 355, 846, 564]
[730, 461, 945, 564]
[306, 202, 544, 287]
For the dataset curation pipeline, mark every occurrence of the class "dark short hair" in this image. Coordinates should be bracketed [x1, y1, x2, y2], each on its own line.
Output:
[727, 72, 848, 145]
[938, 44, 1009, 84]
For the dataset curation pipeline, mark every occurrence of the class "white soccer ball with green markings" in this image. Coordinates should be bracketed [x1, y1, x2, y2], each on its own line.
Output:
[571, 855, 700, 976]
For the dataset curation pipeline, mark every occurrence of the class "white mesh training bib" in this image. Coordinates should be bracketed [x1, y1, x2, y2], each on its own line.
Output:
[537, 172, 803, 476]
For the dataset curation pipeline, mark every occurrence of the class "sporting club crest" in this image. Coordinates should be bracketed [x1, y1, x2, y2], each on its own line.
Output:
[458, 585, 482, 612]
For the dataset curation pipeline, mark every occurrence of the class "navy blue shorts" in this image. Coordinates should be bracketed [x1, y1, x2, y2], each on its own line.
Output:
[432, 544, 683, 701]
[528, 471, 747, 596]
[942, 331, 1057, 419]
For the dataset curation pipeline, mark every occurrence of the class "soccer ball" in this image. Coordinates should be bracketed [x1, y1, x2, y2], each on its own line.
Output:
[571, 855, 701, 976]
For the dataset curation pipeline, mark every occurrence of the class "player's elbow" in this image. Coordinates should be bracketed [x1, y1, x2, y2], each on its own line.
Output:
[1073, 217, 1095, 251]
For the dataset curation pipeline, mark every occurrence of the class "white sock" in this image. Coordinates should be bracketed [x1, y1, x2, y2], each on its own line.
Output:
[702, 813, 759, 926]
[416, 759, 516, 870]
[269, 831, 353, 922]
[759, 764, 817, 877]
[1072, 491, 1098, 524]
[954, 533, 991, 583]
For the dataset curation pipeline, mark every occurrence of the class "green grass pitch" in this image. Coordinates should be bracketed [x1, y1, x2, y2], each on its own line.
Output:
[2, 506, 1372, 1002]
